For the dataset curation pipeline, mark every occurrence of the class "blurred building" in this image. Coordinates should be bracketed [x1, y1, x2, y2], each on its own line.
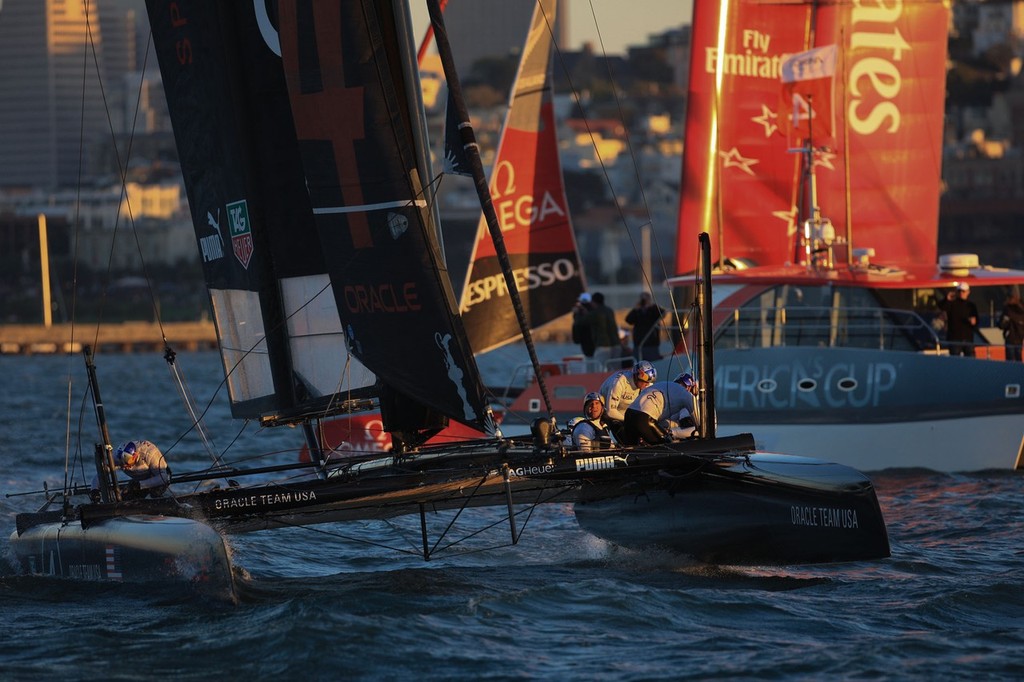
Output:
[0, 0, 158, 190]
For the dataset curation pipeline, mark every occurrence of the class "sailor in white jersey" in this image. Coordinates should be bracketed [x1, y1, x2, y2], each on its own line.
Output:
[597, 360, 656, 440]
[619, 373, 699, 446]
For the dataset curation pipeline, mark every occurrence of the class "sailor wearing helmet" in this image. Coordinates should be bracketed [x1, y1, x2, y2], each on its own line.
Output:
[570, 392, 615, 451]
[89, 439, 171, 502]
[619, 372, 699, 446]
[597, 360, 657, 439]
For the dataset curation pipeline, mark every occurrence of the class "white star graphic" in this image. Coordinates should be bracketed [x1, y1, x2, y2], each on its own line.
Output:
[773, 206, 799, 237]
[813, 149, 837, 171]
[752, 104, 778, 137]
[719, 147, 759, 176]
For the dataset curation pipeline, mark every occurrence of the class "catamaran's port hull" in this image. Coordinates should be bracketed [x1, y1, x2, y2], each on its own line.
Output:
[8, 515, 235, 598]
[574, 453, 890, 565]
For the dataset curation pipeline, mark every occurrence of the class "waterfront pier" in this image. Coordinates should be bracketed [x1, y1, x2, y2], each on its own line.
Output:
[0, 321, 218, 355]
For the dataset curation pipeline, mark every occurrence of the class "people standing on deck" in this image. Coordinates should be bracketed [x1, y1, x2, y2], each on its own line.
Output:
[619, 373, 699, 446]
[598, 360, 657, 440]
[90, 440, 171, 502]
[587, 292, 620, 367]
[625, 292, 665, 361]
[938, 282, 979, 356]
[570, 392, 615, 451]
[999, 293, 1024, 361]
[571, 292, 595, 358]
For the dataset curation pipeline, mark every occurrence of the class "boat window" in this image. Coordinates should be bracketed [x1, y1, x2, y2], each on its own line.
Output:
[715, 284, 939, 352]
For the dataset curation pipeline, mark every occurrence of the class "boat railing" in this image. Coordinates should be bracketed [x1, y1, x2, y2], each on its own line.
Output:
[490, 352, 636, 402]
[714, 305, 946, 353]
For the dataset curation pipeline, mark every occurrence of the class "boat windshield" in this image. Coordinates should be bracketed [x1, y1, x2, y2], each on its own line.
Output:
[713, 285, 940, 352]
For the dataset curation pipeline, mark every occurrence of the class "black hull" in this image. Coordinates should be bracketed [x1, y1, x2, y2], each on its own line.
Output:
[15, 435, 889, 567]
[574, 452, 890, 565]
[8, 515, 236, 598]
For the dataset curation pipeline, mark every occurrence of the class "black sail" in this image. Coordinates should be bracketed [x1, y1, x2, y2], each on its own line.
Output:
[276, 0, 490, 431]
[145, 0, 375, 422]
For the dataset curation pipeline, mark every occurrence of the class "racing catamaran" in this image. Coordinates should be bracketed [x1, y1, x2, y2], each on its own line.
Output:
[8, 0, 890, 595]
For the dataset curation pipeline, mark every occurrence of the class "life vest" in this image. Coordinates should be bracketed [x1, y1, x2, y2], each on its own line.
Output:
[571, 419, 613, 449]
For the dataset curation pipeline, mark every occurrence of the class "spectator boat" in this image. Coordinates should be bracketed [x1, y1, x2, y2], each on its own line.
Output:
[509, 0, 1024, 472]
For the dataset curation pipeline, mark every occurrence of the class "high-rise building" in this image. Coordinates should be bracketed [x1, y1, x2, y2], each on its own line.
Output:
[0, 0, 138, 189]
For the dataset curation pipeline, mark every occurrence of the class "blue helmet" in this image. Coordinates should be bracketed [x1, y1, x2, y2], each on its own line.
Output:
[583, 391, 604, 410]
[633, 360, 656, 385]
[115, 441, 138, 466]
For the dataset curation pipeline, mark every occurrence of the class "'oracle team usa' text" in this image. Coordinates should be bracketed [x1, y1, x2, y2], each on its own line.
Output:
[213, 490, 318, 511]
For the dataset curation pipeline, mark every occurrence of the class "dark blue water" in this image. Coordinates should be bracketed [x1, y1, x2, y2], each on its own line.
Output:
[2, 352, 1022, 680]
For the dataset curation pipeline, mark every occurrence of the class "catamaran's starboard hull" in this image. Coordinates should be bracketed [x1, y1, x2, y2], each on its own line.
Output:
[574, 453, 890, 565]
[9, 515, 235, 598]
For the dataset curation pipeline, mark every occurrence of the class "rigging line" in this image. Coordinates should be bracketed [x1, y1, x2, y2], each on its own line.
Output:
[92, 24, 170, 342]
[164, 350, 222, 467]
[270, 515, 506, 560]
[565, 5, 692, 364]
[574, 0, 676, 297]
[415, 483, 577, 555]
[543, 4, 660, 293]
[423, 471, 493, 556]
[429, 0, 554, 420]
[547, 1, 692, 348]
[65, 385, 93, 497]
[81, 15, 217, 472]
[62, 4, 107, 496]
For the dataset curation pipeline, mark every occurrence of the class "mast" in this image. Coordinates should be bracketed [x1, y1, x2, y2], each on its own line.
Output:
[83, 346, 121, 502]
[426, 0, 554, 417]
[696, 233, 715, 439]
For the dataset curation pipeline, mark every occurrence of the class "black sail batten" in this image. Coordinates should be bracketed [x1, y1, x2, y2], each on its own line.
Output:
[276, 0, 490, 434]
[145, 1, 375, 424]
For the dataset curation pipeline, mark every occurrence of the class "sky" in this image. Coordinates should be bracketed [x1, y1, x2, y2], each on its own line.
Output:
[410, 0, 694, 56]
[564, 0, 693, 53]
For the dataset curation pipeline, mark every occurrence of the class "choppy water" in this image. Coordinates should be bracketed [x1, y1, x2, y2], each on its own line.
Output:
[1, 351, 1023, 680]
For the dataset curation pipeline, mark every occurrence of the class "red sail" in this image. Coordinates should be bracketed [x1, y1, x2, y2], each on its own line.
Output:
[677, 0, 950, 273]
[458, 0, 585, 353]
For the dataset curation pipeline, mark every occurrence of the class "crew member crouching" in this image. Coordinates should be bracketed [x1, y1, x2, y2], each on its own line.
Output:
[619, 373, 698, 446]
[90, 439, 171, 502]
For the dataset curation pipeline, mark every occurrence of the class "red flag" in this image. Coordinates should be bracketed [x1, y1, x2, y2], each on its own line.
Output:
[780, 44, 837, 141]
